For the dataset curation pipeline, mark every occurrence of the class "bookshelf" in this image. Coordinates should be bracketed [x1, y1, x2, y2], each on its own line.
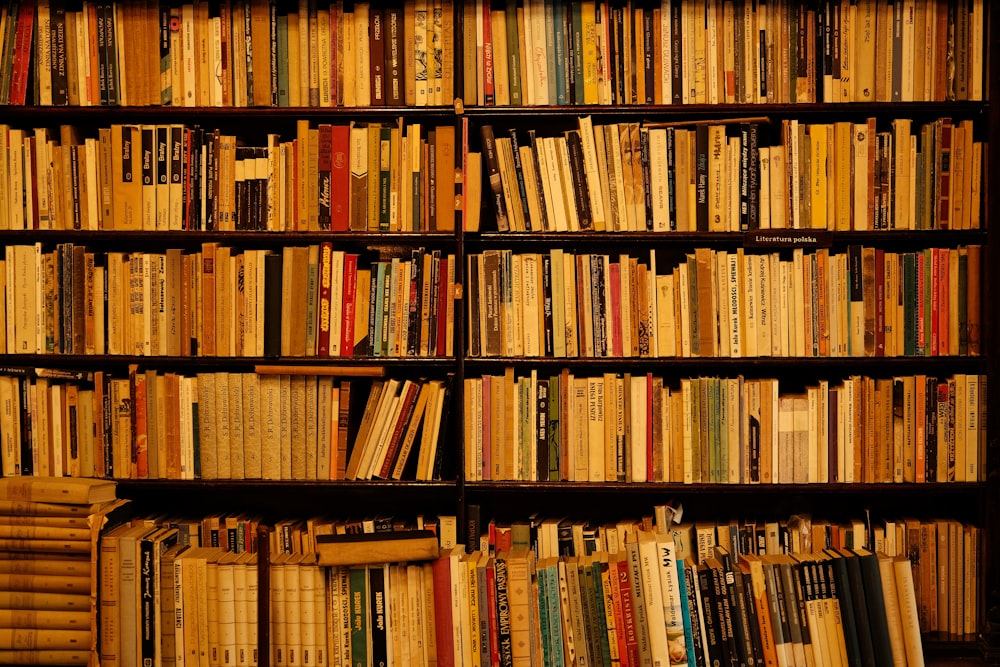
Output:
[0, 0, 995, 665]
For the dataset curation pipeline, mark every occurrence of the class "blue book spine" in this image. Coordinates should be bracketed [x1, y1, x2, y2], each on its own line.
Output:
[676, 557, 698, 667]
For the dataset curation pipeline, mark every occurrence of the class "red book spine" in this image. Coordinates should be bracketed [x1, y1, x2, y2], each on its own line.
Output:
[431, 555, 456, 667]
[616, 556, 640, 666]
[9, 0, 37, 105]
[609, 557, 631, 667]
[482, 0, 495, 105]
[340, 253, 358, 357]
[317, 242, 333, 357]
[937, 248, 949, 356]
[486, 557, 500, 667]
[329, 125, 351, 231]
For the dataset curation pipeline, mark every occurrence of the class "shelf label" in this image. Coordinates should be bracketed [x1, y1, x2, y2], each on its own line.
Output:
[743, 229, 833, 248]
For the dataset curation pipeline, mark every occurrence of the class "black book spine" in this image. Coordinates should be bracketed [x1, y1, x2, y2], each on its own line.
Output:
[926, 376, 938, 482]
[698, 564, 723, 667]
[430, 373, 455, 481]
[536, 379, 549, 482]
[541, 253, 554, 356]
[479, 125, 509, 232]
[727, 561, 755, 666]
[407, 250, 422, 357]
[829, 555, 868, 666]
[367, 566, 388, 666]
[685, 560, 706, 667]
[566, 130, 593, 230]
[642, 9, 654, 103]
[738, 566, 764, 665]
[139, 535, 156, 665]
[262, 252, 283, 357]
[640, 126, 653, 230]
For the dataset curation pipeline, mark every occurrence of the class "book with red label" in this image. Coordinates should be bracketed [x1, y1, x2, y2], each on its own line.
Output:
[329, 124, 351, 231]
[317, 242, 333, 356]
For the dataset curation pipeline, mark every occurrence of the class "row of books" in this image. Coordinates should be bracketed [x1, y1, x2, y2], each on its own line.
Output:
[434, 535, 925, 666]
[99, 510, 457, 667]
[467, 245, 983, 360]
[100, 523, 261, 667]
[1, 0, 985, 108]
[0, 477, 123, 667]
[0, 369, 453, 482]
[1, 243, 458, 358]
[482, 116, 982, 234]
[464, 370, 986, 484]
[0, 120, 459, 233]
[93, 505, 976, 667]
[462, 0, 986, 107]
[479, 507, 977, 644]
[0, 0, 458, 108]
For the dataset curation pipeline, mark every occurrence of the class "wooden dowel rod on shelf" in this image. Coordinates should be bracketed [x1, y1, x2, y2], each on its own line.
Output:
[643, 115, 772, 128]
[254, 364, 386, 377]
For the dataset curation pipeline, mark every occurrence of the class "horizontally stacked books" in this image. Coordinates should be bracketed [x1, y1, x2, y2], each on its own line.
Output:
[0, 476, 124, 666]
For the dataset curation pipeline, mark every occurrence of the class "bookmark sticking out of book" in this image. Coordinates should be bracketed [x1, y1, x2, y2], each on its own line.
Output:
[316, 529, 440, 566]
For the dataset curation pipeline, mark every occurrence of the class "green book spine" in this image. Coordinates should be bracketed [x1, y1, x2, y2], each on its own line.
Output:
[591, 558, 612, 665]
[505, 0, 521, 105]
[348, 566, 368, 666]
